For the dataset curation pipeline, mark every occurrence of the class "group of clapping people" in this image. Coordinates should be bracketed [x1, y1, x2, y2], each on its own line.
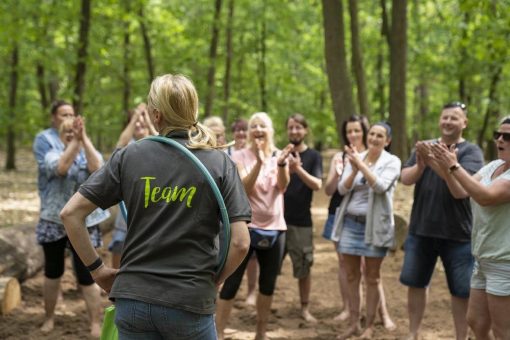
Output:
[32, 74, 510, 340]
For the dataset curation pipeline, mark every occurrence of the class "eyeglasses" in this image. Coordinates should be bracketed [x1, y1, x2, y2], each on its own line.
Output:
[443, 101, 467, 111]
[493, 131, 510, 142]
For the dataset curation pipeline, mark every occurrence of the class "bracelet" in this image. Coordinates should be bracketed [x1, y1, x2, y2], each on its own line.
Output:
[448, 163, 461, 174]
[86, 257, 103, 272]
[277, 162, 287, 167]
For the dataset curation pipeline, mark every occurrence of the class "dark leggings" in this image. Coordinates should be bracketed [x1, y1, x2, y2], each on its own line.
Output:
[42, 237, 95, 286]
[220, 231, 285, 299]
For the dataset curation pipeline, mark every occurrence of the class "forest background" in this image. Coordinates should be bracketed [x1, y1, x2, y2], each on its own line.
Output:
[2, 0, 510, 170]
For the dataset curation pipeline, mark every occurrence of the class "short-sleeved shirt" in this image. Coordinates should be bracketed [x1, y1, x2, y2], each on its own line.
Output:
[232, 148, 287, 231]
[471, 160, 510, 261]
[405, 140, 484, 241]
[284, 148, 322, 227]
[79, 131, 251, 314]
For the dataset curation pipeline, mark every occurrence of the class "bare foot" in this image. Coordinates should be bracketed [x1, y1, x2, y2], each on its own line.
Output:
[381, 315, 396, 331]
[40, 318, 54, 334]
[245, 291, 256, 306]
[90, 322, 101, 338]
[334, 309, 350, 322]
[301, 309, 318, 323]
[337, 324, 362, 339]
[357, 326, 374, 339]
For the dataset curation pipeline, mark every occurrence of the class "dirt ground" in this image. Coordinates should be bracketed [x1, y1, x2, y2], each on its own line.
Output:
[0, 149, 460, 339]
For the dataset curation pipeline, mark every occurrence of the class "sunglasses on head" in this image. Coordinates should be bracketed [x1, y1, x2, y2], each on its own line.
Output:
[493, 131, 510, 141]
[443, 101, 467, 111]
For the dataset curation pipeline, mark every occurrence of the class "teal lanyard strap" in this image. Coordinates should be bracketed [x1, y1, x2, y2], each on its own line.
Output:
[119, 136, 230, 277]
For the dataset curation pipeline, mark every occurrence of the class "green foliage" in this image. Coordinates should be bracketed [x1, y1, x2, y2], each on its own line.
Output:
[1, 0, 509, 155]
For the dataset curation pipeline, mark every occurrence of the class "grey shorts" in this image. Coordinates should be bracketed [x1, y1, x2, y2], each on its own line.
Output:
[286, 225, 314, 279]
[471, 258, 510, 296]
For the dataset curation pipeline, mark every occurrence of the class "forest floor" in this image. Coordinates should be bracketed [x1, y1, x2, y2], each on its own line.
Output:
[0, 148, 461, 339]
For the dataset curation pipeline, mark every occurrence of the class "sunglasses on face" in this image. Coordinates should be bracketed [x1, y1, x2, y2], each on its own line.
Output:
[493, 131, 510, 142]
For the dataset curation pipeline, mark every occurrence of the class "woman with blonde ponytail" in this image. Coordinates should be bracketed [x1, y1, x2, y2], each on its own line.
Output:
[60, 74, 252, 340]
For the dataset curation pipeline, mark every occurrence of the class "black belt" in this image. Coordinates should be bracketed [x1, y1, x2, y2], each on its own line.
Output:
[345, 213, 366, 224]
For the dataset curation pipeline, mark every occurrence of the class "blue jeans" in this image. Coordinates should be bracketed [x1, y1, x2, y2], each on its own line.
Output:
[115, 298, 217, 340]
[399, 234, 473, 298]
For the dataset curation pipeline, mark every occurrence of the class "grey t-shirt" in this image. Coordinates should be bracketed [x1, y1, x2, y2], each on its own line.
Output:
[405, 140, 484, 241]
[79, 132, 251, 314]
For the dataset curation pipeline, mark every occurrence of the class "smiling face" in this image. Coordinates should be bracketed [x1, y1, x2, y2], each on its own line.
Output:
[367, 125, 390, 152]
[345, 121, 365, 149]
[287, 118, 307, 146]
[439, 107, 467, 141]
[233, 126, 247, 148]
[249, 117, 269, 142]
[495, 123, 510, 162]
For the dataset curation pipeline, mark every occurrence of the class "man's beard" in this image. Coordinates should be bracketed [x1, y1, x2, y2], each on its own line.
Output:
[289, 138, 303, 146]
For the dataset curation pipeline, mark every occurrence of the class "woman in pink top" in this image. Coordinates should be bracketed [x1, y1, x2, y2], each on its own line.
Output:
[216, 112, 293, 340]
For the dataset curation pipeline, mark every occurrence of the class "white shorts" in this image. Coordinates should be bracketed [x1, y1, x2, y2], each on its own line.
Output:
[471, 258, 510, 296]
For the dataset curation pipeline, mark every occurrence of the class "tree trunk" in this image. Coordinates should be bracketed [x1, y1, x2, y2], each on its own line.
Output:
[138, 6, 155, 85]
[122, 2, 131, 115]
[73, 0, 91, 116]
[388, 0, 408, 160]
[477, 65, 501, 152]
[257, 3, 268, 113]
[36, 63, 49, 111]
[204, 0, 223, 117]
[458, 11, 469, 104]
[412, 0, 428, 142]
[0, 277, 21, 315]
[321, 0, 356, 141]
[222, 0, 234, 122]
[5, 44, 19, 171]
[348, 0, 370, 116]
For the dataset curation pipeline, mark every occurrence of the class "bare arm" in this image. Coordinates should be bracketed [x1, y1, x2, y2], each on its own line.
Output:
[80, 122, 102, 173]
[288, 152, 322, 191]
[56, 139, 81, 176]
[430, 143, 510, 205]
[325, 153, 343, 196]
[60, 192, 119, 292]
[276, 144, 293, 191]
[116, 110, 141, 148]
[215, 221, 250, 285]
[239, 160, 262, 195]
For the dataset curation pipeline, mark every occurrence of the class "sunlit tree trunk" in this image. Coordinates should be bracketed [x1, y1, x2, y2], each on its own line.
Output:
[204, 0, 223, 117]
[388, 0, 408, 159]
[321, 0, 356, 141]
[222, 0, 234, 122]
[257, 0, 267, 112]
[36, 63, 49, 111]
[122, 2, 131, 115]
[348, 0, 370, 117]
[73, 0, 91, 116]
[138, 5, 155, 85]
[6, 44, 19, 170]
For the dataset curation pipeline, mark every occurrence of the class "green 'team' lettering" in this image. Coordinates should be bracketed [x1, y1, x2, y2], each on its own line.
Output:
[141, 176, 197, 208]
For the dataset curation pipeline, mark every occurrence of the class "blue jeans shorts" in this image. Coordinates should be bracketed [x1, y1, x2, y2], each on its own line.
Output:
[337, 215, 387, 258]
[471, 258, 510, 296]
[399, 234, 473, 298]
[115, 298, 216, 340]
[322, 213, 336, 240]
